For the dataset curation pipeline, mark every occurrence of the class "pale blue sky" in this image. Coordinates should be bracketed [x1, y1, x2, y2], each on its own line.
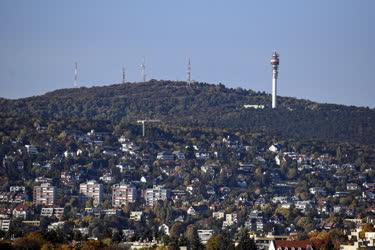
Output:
[0, 0, 374, 107]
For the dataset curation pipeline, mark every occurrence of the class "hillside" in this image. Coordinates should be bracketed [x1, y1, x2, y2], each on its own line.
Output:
[1, 80, 374, 144]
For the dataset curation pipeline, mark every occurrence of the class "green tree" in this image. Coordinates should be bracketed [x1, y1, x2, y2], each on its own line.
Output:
[236, 229, 257, 250]
[185, 225, 203, 250]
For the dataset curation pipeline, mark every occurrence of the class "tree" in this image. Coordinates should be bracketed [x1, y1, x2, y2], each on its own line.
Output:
[320, 238, 334, 250]
[236, 229, 257, 250]
[206, 235, 223, 250]
[185, 225, 203, 250]
[206, 232, 235, 250]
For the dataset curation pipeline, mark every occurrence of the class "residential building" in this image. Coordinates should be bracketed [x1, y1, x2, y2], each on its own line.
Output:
[25, 145, 38, 155]
[340, 226, 375, 249]
[130, 211, 143, 221]
[145, 185, 169, 206]
[33, 183, 55, 206]
[80, 180, 103, 207]
[268, 240, 314, 250]
[112, 183, 137, 207]
[212, 211, 225, 220]
[197, 230, 213, 244]
[0, 219, 10, 231]
[156, 151, 175, 161]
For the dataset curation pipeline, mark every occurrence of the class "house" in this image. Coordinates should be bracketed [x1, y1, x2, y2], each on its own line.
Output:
[347, 183, 359, 191]
[100, 172, 113, 183]
[340, 225, 375, 249]
[122, 229, 135, 239]
[0, 208, 11, 219]
[12, 204, 30, 219]
[74, 227, 89, 237]
[156, 151, 175, 161]
[309, 187, 326, 196]
[268, 144, 281, 153]
[197, 230, 214, 244]
[0, 219, 10, 231]
[243, 104, 265, 109]
[41, 207, 65, 219]
[173, 151, 185, 160]
[48, 221, 65, 231]
[212, 211, 225, 220]
[223, 213, 237, 228]
[268, 240, 314, 250]
[187, 205, 209, 216]
[159, 224, 170, 236]
[130, 211, 143, 221]
[195, 152, 210, 160]
[25, 145, 38, 155]
[9, 186, 25, 193]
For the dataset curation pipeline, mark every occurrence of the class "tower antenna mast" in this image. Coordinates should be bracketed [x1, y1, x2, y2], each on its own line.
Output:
[141, 57, 146, 82]
[187, 58, 192, 84]
[122, 67, 126, 84]
[74, 62, 78, 87]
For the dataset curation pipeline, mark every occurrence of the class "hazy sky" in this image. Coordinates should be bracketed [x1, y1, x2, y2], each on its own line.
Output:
[0, 0, 374, 107]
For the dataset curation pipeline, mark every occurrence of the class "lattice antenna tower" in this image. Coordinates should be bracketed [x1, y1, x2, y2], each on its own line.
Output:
[122, 67, 126, 84]
[141, 57, 146, 82]
[74, 62, 78, 87]
[187, 58, 192, 84]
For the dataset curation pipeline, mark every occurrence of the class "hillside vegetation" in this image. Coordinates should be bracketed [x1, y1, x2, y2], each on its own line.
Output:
[0, 80, 374, 144]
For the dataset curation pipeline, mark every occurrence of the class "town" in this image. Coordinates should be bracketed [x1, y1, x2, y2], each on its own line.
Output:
[0, 120, 374, 249]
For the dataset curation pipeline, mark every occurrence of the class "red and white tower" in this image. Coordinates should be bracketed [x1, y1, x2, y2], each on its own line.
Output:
[270, 52, 280, 109]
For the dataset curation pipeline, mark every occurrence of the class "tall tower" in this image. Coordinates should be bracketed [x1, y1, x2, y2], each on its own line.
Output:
[187, 58, 192, 84]
[140, 57, 146, 82]
[270, 51, 280, 109]
[74, 62, 78, 87]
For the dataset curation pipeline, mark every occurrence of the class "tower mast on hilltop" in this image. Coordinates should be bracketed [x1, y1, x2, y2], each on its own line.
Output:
[140, 57, 146, 82]
[187, 58, 192, 84]
[74, 62, 78, 87]
[122, 67, 126, 84]
[270, 52, 280, 109]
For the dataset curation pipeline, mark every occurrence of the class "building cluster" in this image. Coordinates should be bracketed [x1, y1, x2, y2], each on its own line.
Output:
[0, 125, 374, 249]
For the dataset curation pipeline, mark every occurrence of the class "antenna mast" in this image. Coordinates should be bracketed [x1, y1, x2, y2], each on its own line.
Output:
[122, 67, 126, 84]
[74, 62, 78, 87]
[141, 57, 146, 82]
[187, 58, 192, 84]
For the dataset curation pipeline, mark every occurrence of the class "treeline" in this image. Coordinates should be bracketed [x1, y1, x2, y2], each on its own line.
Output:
[1, 80, 374, 144]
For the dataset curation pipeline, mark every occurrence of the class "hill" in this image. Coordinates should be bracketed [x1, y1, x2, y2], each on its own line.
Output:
[1, 80, 374, 144]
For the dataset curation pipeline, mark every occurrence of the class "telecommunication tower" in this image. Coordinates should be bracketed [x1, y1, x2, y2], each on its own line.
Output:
[270, 52, 280, 109]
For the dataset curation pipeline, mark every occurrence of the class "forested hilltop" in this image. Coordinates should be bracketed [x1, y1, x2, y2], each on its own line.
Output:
[1, 80, 374, 144]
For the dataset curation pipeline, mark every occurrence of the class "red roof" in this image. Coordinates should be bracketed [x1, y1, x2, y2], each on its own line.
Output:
[14, 203, 29, 211]
[275, 240, 313, 249]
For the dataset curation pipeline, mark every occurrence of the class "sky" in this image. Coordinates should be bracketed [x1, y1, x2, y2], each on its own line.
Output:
[0, 0, 374, 107]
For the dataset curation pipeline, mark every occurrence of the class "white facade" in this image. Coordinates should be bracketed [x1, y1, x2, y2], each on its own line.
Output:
[197, 230, 213, 244]
[145, 185, 169, 206]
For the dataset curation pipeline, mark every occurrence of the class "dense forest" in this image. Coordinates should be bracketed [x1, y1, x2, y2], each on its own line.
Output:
[1, 80, 374, 144]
